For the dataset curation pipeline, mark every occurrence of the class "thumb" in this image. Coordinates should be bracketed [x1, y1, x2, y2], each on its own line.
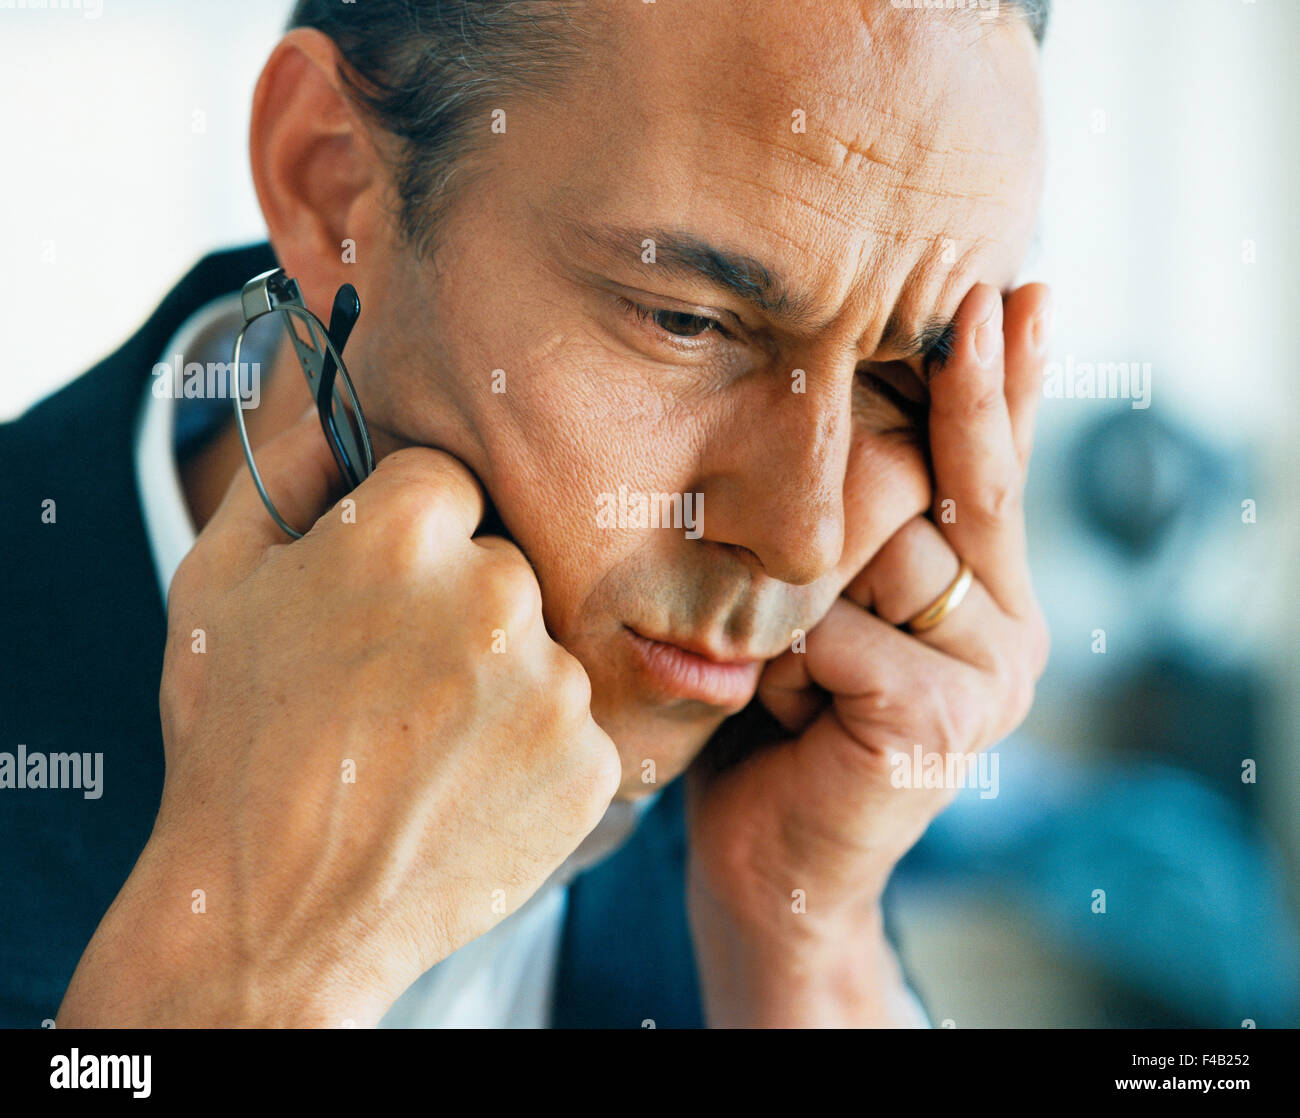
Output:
[205, 406, 348, 568]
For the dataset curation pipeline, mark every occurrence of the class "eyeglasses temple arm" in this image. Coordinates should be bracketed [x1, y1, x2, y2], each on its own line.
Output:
[316, 284, 364, 489]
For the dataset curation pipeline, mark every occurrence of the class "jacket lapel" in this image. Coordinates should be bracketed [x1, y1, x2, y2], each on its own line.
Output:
[0, 243, 277, 1026]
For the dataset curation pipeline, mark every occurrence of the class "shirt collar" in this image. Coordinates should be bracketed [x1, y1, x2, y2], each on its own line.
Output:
[134, 292, 245, 607]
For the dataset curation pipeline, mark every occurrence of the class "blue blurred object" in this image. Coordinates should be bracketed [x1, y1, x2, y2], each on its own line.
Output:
[1070, 407, 1238, 560]
[897, 734, 1300, 1027]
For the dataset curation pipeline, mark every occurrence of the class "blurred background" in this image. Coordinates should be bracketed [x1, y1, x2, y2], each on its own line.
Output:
[1, 0, 1296, 1026]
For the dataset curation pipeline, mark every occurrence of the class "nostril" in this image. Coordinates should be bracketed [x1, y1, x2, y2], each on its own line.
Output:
[711, 540, 763, 569]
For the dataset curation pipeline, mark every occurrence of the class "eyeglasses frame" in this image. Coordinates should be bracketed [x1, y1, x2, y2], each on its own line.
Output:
[230, 268, 376, 539]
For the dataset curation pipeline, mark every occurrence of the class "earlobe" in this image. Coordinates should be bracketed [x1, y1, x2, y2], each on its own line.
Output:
[249, 28, 382, 313]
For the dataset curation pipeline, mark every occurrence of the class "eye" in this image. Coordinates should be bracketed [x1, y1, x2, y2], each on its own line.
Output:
[617, 296, 731, 341]
[855, 363, 929, 435]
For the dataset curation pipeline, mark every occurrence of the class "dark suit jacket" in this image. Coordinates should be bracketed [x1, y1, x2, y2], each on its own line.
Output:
[0, 244, 919, 1028]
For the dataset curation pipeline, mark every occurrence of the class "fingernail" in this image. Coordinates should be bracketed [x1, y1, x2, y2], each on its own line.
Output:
[974, 296, 1002, 365]
[1031, 299, 1053, 353]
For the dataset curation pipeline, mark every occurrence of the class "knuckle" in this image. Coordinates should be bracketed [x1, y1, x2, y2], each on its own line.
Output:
[364, 491, 435, 569]
[989, 639, 1037, 732]
[971, 475, 1022, 524]
[563, 729, 622, 820]
[364, 488, 465, 574]
[375, 482, 448, 537]
[939, 674, 987, 754]
[549, 652, 594, 723]
[963, 382, 1006, 423]
[840, 677, 909, 741]
[372, 444, 463, 487]
[1007, 666, 1036, 729]
[169, 550, 201, 603]
[372, 448, 477, 520]
[580, 732, 622, 790]
[590, 746, 624, 806]
[537, 664, 621, 804]
[159, 625, 208, 744]
[477, 553, 543, 632]
[1019, 674, 1038, 725]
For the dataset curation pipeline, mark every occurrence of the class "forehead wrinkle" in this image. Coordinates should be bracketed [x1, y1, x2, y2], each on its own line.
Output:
[696, 137, 954, 259]
[749, 130, 1024, 211]
[697, 15, 1042, 200]
[823, 126, 1031, 198]
[701, 144, 1002, 333]
[695, 94, 1033, 251]
[683, 161, 1002, 351]
[844, 225, 988, 362]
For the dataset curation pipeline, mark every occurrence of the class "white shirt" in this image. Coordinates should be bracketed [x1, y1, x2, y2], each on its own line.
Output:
[132, 291, 929, 1028]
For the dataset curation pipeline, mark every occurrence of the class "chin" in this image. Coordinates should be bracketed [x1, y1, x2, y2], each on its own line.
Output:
[599, 713, 720, 802]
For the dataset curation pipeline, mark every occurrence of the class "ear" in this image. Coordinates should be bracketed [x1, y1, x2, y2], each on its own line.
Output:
[249, 28, 387, 318]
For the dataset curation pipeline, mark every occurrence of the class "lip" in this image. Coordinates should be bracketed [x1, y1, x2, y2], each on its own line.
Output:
[623, 626, 763, 708]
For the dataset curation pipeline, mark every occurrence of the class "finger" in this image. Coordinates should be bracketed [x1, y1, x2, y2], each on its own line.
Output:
[208, 410, 488, 583]
[205, 406, 346, 567]
[844, 516, 1033, 678]
[1003, 283, 1052, 469]
[472, 534, 527, 558]
[755, 645, 824, 734]
[471, 533, 542, 591]
[356, 445, 487, 543]
[927, 283, 1032, 615]
[797, 598, 997, 754]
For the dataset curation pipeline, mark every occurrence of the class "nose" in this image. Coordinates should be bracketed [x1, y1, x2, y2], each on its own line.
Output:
[695, 371, 851, 586]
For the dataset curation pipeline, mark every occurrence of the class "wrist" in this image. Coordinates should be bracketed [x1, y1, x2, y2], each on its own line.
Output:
[688, 876, 912, 1027]
[57, 833, 392, 1028]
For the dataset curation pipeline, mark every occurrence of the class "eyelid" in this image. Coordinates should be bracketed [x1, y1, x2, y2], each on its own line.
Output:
[607, 280, 750, 334]
[614, 295, 735, 344]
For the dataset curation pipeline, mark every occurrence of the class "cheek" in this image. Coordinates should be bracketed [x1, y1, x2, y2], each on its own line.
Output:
[835, 433, 932, 587]
[464, 341, 707, 644]
[364, 245, 713, 658]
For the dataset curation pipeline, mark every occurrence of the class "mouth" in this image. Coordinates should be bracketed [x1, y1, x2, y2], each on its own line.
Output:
[623, 625, 765, 709]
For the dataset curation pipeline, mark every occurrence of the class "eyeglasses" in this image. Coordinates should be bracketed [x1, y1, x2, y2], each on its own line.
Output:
[230, 268, 376, 539]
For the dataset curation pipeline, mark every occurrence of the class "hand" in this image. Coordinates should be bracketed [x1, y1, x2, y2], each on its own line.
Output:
[686, 282, 1052, 1026]
[58, 410, 621, 1027]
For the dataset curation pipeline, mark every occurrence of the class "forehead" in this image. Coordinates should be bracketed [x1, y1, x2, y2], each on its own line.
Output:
[515, 0, 1043, 343]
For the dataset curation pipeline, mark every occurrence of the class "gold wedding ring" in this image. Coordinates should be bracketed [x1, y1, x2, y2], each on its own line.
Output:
[905, 561, 974, 633]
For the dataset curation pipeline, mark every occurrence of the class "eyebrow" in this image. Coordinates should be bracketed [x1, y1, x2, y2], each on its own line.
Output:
[570, 219, 958, 366]
[883, 314, 958, 370]
[571, 221, 820, 325]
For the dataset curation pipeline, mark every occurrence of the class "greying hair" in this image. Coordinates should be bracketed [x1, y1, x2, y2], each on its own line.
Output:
[288, 0, 1050, 256]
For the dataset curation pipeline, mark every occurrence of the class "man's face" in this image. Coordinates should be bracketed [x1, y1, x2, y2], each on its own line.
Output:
[338, 0, 1043, 798]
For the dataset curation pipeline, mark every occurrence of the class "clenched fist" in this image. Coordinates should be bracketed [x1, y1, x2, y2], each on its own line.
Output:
[58, 410, 620, 1027]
